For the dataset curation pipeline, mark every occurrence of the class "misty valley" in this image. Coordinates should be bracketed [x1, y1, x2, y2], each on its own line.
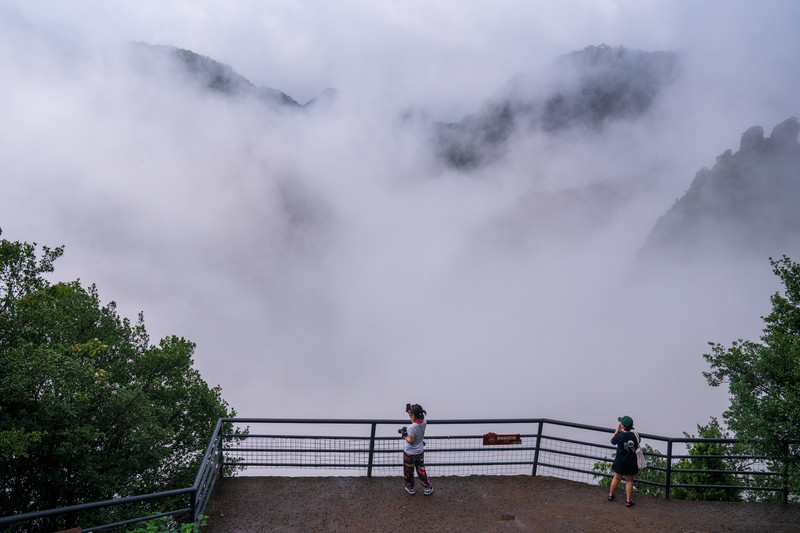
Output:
[5, 3, 800, 528]
[4, 41, 799, 436]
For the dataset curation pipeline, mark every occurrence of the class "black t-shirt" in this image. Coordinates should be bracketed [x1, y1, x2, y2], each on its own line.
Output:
[611, 431, 639, 475]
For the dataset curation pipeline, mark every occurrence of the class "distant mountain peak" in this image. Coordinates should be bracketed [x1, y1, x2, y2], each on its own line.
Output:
[127, 42, 301, 108]
[433, 44, 679, 169]
[640, 117, 800, 262]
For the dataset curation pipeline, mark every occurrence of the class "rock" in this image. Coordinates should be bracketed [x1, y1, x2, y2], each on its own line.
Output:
[739, 125, 764, 152]
[768, 117, 800, 151]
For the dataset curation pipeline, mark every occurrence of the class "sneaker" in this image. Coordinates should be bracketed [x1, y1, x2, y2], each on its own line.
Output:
[424, 485, 434, 496]
[405, 486, 416, 495]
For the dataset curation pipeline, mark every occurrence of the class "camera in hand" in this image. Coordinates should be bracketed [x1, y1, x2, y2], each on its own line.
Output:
[406, 403, 411, 412]
[398, 426, 408, 437]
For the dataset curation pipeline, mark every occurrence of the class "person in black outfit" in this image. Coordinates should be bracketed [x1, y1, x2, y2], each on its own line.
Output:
[608, 415, 639, 507]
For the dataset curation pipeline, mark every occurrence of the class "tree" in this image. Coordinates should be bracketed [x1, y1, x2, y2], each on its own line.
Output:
[0, 232, 63, 312]
[0, 229, 241, 530]
[670, 418, 743, 502]
[704, 255, 800, 498]
[0, 231, 63, 465]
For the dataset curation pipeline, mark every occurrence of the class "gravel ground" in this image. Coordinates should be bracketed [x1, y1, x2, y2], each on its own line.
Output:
[202, 475, 800, 532]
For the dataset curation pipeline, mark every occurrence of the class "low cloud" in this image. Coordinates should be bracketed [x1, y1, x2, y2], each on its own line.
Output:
[2, 1, 799, 437]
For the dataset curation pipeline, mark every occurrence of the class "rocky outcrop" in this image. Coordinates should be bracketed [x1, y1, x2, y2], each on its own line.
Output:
[769, 117, 800, 151]
[739, 125, 764, 152]
[433, 45, 679, 169]
[640, 117, 800, 262]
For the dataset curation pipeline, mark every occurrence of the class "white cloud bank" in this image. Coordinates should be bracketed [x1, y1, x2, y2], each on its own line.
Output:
[1, 1, 799, 437]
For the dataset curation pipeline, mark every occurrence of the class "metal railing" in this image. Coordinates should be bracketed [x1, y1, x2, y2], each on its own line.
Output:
[216, 418, 791, 504]
[1, 417, 793, 531]
[0, 418, 228, 532]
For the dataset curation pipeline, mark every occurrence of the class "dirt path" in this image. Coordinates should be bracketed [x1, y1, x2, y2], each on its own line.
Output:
[202, 475, 800, 532]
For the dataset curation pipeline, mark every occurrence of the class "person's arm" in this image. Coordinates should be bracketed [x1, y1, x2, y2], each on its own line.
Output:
[611, 423, 622, 444]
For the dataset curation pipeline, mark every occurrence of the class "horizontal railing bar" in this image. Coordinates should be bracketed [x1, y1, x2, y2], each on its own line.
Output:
[592, 470, 664, 488]
[225, 448, 376, 454]
[593, 448, 654, 458]
[227, 433, 624, 450]
[232, 434, 377, 441]
[535, 461, 604, 478]
[535, 462, 666, 489]
[635, 478, 668, 487]
[221, 418, 672, 441]
[83, 507, 193, 532]
[669, 468, 784, 476]
[427, 448, 537, 453]
[669, 483, 785, 491]
[667, 454, 770, 460]
[539, 434, 615, 449]
[221, 460, 542, 468]
[227, 433, 544, 441]
[542, 450, 611, 464]
[0, 487, 194, 526]
[221, 462, 377, 468]
[224, 446, 541, 454]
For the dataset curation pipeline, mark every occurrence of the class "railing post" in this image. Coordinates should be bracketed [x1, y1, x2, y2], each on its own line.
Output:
[367, 423, 377, 478]
[190, 487, 198, 522]
[782, 441, 789, 505]
[531, 421, 544, 476]
[664, 440, 673, 500]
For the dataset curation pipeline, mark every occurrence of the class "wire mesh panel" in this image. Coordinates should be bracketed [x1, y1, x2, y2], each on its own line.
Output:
[223, 435, 378, 471]
[223, 435, 402, 475]
[369, 435, 539, 477]
[3, 417, 795, 531]
[535, 436, 615, 484]
[428, 435, 537, 476]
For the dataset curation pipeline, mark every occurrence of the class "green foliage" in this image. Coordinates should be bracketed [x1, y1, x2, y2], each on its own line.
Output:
[0, 230, 63, 312]
[0, 229, 240, 529]
[128, 514, 207, 533]
[670, 418, 743, 502]
[0, 427, 44, 460]
[704, 255, 800, 496]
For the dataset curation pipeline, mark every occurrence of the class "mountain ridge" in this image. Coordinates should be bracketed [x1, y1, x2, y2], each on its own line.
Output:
[432, 44, 679, 168]
[640, 117, 800, 261]
[126, 42, 332, 109]
[119, 43, 800, 262]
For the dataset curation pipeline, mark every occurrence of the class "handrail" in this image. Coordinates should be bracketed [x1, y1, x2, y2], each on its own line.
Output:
[1, 416, 794, 530]
[193, 418, 224, 490]
[0, 487, 194, 527]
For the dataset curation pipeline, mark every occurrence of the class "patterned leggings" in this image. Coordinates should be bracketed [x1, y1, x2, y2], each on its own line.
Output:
[404, 452, 431, 489]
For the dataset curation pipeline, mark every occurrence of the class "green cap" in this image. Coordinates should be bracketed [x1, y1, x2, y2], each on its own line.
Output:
[618, 416, 634, 429]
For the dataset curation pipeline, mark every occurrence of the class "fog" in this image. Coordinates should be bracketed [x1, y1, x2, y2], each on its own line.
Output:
[2, 1, 799, 437]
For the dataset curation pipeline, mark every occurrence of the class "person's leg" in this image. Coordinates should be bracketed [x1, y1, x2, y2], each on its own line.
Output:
[403, 452, 415, 490]
[625, 475, 634, 504]
[609, 472, 622, 499]
[415, 453, 431, 488]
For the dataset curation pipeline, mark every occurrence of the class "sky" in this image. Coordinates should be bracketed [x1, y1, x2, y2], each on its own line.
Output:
[2, 1, 800, 439]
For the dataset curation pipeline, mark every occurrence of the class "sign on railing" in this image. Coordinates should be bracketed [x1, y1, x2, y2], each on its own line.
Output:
[483, 432, 522, 445]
